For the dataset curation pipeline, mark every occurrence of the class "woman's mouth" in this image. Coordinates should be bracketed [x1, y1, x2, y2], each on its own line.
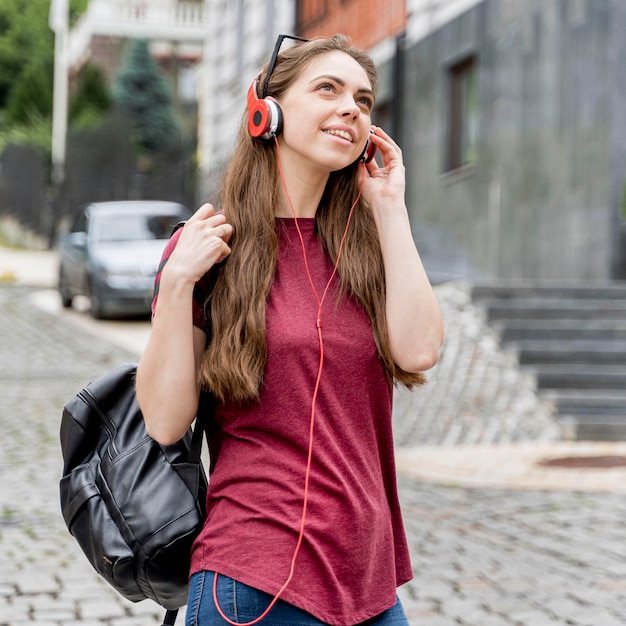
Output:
[323, 129, 354, 143]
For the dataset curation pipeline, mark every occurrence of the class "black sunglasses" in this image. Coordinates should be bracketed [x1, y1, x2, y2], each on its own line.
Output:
[261, 34, 310, 99]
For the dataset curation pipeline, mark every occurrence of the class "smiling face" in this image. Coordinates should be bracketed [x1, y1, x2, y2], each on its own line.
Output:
[274, 50, 375, 174]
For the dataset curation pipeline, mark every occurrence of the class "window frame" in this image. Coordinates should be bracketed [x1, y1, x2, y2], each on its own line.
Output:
[445, 54, 479, 173]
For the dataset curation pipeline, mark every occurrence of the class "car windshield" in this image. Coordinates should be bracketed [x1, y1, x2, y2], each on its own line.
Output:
[93, 213, 181, 242]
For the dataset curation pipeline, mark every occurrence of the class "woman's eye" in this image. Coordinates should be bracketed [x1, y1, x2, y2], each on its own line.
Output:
[318, 83, 334, 92]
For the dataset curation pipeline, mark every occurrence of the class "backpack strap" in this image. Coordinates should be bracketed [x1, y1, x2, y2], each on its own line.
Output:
[188, 391, 214, 464]
[168, 217, 216, 462]
[171, 220, 186, 236]
[161, 608, 178, 625]
[188, 409, 205, 464]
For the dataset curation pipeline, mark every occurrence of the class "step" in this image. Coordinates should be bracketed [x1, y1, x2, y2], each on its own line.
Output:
[541, 388, 626, 415]
[496, 319, 626, 342]
[516, 340, 626, 365]
[471, 281, 626, 441]
[559, 414, 626, 442]
[484, 299, 626, 322]
[472, 281, 626, 301]
[530, 364, 626, 390]
[543, 387, 626, 404]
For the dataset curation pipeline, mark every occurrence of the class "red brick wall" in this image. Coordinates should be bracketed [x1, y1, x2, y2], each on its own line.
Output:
[296, 0, 407, 50]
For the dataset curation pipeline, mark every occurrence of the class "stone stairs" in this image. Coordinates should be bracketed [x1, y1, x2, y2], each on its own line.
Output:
[471, 281, 626, 441]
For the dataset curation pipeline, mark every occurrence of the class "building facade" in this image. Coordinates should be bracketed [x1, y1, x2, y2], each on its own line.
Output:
[196, 0, 296, 197]
[295, 0, 406, 50]
[400, 0, 626, 281]
[291, 0, 626, 282]
[66, 0, 206, 97]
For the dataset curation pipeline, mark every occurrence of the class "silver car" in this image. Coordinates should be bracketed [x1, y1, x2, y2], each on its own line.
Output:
[57, 201, 191, 319]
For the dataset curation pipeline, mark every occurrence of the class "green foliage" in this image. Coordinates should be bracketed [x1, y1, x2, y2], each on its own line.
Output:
[69, 63, 111, 129]
[0, 0, 88, 141]
[0, 0, 54, 112]
[112, 39, 181, 155]
[69, 0, 89, 27]
[5, 62, 53, 124]
[0, 116, 52, 157]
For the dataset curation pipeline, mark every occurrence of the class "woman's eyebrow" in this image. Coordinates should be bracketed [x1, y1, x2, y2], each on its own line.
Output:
[309, 74, 374, 97]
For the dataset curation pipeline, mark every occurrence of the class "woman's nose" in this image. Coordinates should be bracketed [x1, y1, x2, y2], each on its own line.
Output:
[338, 95, 360, 118]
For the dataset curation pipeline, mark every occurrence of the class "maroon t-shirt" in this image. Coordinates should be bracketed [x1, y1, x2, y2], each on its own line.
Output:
[154, 219, 412, 625]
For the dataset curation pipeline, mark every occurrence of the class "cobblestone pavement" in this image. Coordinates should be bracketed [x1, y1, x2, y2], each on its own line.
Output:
[1, 282, 626, 625]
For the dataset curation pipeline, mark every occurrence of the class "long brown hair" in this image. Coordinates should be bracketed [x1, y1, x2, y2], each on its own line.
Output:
[199, 34, 425, 402]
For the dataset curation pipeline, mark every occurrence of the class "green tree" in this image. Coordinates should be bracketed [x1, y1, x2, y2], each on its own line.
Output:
[0, 0, 88, 149]
[5, 63, 53, 125]
[0, 0, 53, 115]
[69, 62, 111, 128]
[113, 39, 180, 155]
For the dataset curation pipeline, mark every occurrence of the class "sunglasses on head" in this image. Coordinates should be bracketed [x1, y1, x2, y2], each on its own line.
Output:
[261, 34, 310, 99]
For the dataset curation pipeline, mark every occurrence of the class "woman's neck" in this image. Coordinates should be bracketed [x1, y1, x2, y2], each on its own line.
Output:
[274, 149, 329, 218]
[276, 186, 324, 218]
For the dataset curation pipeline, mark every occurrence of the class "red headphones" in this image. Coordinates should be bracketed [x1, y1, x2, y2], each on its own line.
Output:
[247, 77, 283, 140]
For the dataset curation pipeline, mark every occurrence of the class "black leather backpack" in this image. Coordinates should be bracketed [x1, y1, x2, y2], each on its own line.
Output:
[59, 362, 208, 626]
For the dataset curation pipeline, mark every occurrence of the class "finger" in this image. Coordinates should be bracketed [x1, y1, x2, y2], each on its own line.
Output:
[216, 242, 233, 264]
[213, 223, 233, 241]
[370, 126, 402, 155]
[187, 211, 228, 235]
[186, 203, 216, 224]
[363, 158, 378, 176]
[371, 126, 396, 145]
[221, 224, 233, 243]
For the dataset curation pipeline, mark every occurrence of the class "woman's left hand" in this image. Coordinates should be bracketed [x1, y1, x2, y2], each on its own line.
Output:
[359, 126, 406, 210]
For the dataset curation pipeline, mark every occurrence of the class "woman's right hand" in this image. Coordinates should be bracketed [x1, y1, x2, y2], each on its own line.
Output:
[164, 203, 233, 286]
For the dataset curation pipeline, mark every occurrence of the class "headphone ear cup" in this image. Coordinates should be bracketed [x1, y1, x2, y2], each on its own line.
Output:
[247, 79, 283, 140]
[264, 99, 283, 138]
[360, 131, 377, 163]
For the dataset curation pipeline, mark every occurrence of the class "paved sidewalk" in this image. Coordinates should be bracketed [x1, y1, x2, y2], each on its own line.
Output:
[0, 285, 172, 625]
[1, 248, 626, 625]
[0, 247, 57, 288]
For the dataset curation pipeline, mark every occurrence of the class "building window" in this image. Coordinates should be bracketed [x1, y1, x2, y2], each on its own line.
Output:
[446, 55, 478, 172]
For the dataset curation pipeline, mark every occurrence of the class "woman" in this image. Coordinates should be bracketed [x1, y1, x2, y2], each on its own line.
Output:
[136, 34, 444, 626]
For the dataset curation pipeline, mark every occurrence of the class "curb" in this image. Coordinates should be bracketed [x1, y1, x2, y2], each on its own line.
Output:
[396, 441, 626, 493]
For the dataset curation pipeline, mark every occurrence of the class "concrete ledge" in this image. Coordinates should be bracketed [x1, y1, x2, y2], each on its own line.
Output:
[396, 441, 626, 493]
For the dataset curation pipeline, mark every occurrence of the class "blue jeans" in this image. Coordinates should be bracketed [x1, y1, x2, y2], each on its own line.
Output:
[186, 571, 410, 626]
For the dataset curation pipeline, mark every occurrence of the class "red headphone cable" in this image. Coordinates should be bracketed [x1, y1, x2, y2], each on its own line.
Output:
[212, 139, 366, 625]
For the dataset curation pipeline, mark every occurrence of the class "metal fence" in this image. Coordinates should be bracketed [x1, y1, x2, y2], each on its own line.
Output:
[0, 144, 50, 242]
[0, 115, 196, 247]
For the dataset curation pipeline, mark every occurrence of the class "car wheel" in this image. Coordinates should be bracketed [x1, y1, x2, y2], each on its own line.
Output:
[88, 280, 106, 319]
[58, 269, 73, 308]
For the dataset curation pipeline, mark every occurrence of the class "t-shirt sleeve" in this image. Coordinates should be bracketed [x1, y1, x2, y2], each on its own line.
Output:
[151, 227, 210, 331]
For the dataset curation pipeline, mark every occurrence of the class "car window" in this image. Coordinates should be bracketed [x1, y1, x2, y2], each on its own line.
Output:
[147, 214, 185, 239]
[71, 212, 87, 233]
[94, 213, 183, 242]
